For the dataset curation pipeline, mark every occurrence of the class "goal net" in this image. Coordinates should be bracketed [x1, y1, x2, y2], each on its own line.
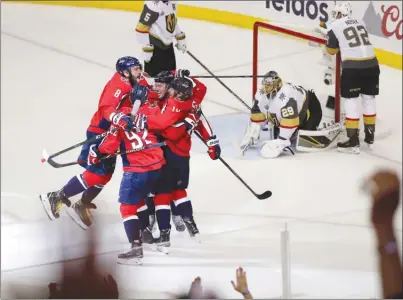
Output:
[252, 21, 341, 124]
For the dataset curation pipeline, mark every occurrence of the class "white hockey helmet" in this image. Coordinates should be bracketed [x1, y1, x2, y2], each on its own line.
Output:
[332, 2, 352, 19]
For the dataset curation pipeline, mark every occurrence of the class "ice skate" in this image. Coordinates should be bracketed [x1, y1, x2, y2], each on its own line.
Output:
[183, 217, 199, 237]
[66, 200, 97, 230]
[337, 129, 360, 154]
[142, 227, 156, 245]
[156, 229, 171, 254]
[39, 190, 71, 220]
[364, 124, 375, 150]
[117, 241, 143, 265]
[172, 214, 186, 232]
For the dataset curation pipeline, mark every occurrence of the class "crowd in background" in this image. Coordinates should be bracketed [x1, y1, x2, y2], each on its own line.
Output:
[4, 168, 403, 299]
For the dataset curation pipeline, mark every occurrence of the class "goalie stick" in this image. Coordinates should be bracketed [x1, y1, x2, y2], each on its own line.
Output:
[194, 132, 272, 200]
[42, 141, 167, 169]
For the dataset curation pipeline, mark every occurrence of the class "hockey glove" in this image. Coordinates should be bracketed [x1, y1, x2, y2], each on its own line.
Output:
[207, 135, 221, 160]
[130, 84, 149, 105]
[183, 109, 201, 133]
[133, 113, 147, 133]
[176, 69, 190, 78]
[175, 32, 187, 53]
[141, 44, 154, 63]
[111, 111, 133, 131]
[87, 144, 107, 165]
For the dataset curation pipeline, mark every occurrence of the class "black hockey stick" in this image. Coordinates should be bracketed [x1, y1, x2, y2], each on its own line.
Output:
[184, 49, 252, 111]
[194, 132, 272, 200]
[193, 75, 266, 79]
[42, 141, 167, 169]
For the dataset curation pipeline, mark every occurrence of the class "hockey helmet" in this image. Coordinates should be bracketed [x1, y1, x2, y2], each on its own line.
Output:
[332, 2, 352, 19]
[169, 77, 193, 101]
[261, 70, 282, 99]
[116, 56, 142, 74]
[154, 70, 175, 84]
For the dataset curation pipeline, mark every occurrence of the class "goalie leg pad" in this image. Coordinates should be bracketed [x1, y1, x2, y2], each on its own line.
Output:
[260, 138, 292, 158]
[240, 121, 262, 149]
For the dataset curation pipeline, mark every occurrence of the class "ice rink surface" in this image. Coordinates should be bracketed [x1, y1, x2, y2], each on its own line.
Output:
[1, 3, 402, 299]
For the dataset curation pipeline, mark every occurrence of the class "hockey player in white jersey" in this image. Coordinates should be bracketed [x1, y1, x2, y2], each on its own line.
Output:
[240, 71, 330, 158]
[324, 2, 380, 154]
[135, 0, 187, 76]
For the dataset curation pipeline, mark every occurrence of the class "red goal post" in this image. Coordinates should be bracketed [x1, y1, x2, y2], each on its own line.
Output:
[252, 21, 341, 123]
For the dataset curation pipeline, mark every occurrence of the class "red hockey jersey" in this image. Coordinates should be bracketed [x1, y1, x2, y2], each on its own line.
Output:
[98, 105, 165, 173]
[87, 73, 150, 134]
[159, 77, 213, 157]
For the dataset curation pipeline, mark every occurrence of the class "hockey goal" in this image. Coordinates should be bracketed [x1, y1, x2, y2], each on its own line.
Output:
[252, 21, 341, 123]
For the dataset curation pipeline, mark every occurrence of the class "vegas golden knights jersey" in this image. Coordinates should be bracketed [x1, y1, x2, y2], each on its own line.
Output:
[326, 17, 379, 69]
[135, 0, 183, 49]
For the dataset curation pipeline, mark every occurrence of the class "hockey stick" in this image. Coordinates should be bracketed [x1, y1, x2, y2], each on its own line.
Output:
[41, 100, 143, 167]
[194, 132, 272, 200]
[184, 49, 252, 111]
[193, 75, 266, 79]
[42, 141, 167, 169]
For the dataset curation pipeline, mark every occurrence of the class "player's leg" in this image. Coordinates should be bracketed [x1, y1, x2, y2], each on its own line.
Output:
[153, 162, 174, 247]
[361, 66, 380, 147]
[170, 200, 186, 232]
[117, 169, 161, 261]
[170, 155, 199, 237]
[337, 68, 362, 154]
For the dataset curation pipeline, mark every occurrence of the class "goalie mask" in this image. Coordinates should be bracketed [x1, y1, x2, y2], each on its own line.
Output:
[261, 71, 282, 99]
[332, 2, 352, 19]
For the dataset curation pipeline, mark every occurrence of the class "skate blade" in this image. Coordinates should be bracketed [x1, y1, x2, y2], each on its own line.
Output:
[190, 233, 202, 243]
[39, 194, 57, 221]
[66, 207, 89, 230]
[337, 147, 360, 154]
[117, 257, 143, 265]
[156, 245, 170, 255]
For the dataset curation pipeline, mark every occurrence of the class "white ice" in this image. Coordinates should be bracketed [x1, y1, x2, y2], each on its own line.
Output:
[1, 3, 402, 299]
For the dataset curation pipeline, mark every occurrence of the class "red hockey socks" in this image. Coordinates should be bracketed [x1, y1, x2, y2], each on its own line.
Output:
[120, 203, 142, 243]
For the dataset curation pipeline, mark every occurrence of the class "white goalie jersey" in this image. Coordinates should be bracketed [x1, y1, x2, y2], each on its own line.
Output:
[252, 82, 308, 140]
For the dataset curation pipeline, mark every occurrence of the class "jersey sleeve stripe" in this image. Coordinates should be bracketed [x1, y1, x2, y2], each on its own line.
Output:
[280, 117, 299, 128]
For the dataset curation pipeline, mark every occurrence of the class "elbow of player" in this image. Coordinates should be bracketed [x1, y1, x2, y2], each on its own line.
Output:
[135, 22, 150, 34]
[326, 47, 339, 55]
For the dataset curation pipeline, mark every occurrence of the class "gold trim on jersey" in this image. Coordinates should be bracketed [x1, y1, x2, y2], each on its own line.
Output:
[363, 114, 376, 125]
[345, 118, 360, 129]
[135, 22, 150, 33]
[326, 46, 340, 55]
[280, 117, 299, 128]
[251, 112, 266, 122]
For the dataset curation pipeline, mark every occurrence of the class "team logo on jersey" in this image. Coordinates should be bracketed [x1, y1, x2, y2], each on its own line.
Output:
[166, 13, 177, 33]
[279, 93, 286, 101]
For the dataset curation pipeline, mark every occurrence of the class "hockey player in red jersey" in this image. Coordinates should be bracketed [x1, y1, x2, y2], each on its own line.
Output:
[39, 56, 149, 229]
[139, 71, 220, 247]
[87, 103, 165, 262]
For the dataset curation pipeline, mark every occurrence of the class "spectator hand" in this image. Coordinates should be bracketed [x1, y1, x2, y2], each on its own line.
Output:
[231, 267, 253, 299]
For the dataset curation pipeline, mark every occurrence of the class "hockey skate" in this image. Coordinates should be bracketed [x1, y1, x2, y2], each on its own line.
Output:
[66, 200, 97, 230]
[156, 229, 171, 254]
[142, 227, 156, 245]
[364, 125, 375, 150]
[117, 241, 143, 265]
[183, 217, 200, 238]
[172, 214, 186, 232]
[337, 130, 360, 154]
[39, 190, 71, 220]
